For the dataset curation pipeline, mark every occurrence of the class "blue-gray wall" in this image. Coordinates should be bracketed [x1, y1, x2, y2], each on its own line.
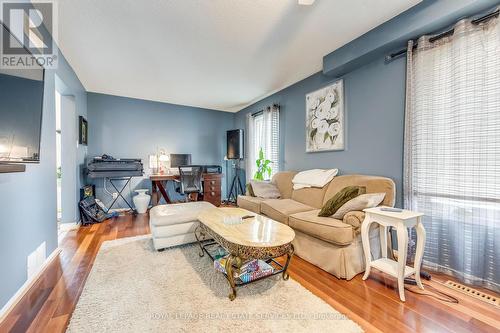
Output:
[234, 1, 500, 207]
[235, 57, 407, 206]
[86, 93, 234, 206]
[0, 53, 87, 309]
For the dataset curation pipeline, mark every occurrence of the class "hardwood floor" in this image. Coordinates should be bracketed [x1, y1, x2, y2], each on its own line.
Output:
[1, 213, 498, 333]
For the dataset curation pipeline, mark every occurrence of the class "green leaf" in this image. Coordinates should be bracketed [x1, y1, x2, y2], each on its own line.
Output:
[331, 89, 339, 107]
[323, 132, 330, 142]
[310, 128, 317, 140]
[254, 147, 275, 180]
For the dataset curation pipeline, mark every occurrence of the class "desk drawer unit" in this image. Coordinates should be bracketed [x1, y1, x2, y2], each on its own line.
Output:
[203, 174, 222, 206]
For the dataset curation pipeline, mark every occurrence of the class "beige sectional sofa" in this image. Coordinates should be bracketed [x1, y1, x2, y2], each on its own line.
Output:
[237, 172, 395, 280]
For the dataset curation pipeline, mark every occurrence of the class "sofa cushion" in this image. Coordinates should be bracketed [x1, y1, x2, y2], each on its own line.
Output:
[271, 171, 297, 199]
[289, 209, 354, 246]
[237, 195, 266, 214]
[250, 180, 281, 198]
[149, 201, 215, 227]
[261, 199, 314, 225]
[291, 185, 330, 209]
[323, 174, 396, 207]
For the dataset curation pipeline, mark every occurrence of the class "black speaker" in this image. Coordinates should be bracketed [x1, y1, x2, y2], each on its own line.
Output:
[227, 129, 244, 160]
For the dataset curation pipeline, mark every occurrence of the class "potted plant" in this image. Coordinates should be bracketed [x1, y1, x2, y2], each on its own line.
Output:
[253, 148, 272, 180]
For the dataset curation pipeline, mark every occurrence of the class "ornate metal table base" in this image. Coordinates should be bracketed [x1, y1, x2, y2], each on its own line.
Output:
[194, 224, 294, 301]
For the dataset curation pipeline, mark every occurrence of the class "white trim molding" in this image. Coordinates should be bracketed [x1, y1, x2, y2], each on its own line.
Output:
[59, 220, 81, 232]
[0, 247, 62, 323]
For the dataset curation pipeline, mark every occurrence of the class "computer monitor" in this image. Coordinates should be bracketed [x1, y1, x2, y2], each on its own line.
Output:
[170, 154, 192, 168]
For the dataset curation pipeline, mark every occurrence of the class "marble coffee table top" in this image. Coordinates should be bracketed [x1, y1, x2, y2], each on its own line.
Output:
[197, 207, 295, 248]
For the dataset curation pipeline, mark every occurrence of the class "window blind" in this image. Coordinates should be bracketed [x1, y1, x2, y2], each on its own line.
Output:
[245, 105, 280, 181]
[268, 107, 280, 177]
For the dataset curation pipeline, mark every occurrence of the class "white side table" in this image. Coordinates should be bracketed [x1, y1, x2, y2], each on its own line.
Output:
[361, 206, 426, 301]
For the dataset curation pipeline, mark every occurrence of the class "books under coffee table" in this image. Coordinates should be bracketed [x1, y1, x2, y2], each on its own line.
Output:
[212, 247, 276, 283]
[195, 207, 296, 300]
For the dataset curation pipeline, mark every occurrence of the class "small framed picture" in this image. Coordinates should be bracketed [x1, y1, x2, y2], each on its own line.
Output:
[79, 116, 88, 145]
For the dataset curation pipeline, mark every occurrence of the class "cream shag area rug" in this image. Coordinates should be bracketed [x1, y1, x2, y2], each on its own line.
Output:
[67, 236, 362, 333]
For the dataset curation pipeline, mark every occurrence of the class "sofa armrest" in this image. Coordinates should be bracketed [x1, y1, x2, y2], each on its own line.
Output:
[342, 211, 366, 235]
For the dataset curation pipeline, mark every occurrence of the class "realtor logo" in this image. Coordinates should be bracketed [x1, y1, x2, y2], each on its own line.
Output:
[1, 0, 58, 69]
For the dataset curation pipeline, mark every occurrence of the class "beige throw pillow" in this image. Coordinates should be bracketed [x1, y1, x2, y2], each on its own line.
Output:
[332, 193, 386, 219]
[245, 183, 256, 197]
[250, 180, 281, 199]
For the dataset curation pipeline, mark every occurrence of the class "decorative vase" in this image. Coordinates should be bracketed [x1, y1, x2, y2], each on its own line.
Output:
[133, 189, 150, 214]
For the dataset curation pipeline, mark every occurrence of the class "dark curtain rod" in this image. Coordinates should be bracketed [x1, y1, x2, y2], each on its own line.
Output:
[386, 8, 499, 61]
[251, 103, 280, 117]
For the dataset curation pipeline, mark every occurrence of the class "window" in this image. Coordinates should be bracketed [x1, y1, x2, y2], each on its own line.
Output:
[246, 105, 280, 181]
[404, 15, 499, 291]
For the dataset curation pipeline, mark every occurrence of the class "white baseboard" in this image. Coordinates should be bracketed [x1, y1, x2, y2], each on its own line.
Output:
[59, 221, 81, 232]
[0, 247, 62, 323]
[108, 208, 132, 213]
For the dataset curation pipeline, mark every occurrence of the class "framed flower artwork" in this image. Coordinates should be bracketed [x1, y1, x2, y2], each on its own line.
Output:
[305, 79, 344, 152]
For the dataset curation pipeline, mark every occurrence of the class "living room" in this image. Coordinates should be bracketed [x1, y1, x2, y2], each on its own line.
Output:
[0, 0, 499, 332]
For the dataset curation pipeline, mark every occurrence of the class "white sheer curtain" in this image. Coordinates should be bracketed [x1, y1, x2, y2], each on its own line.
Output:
[245, 105, 280, 182]
[404, 11, 500, 292]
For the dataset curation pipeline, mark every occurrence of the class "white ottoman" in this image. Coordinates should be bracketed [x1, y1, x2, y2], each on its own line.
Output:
[149, 201, 215, 250]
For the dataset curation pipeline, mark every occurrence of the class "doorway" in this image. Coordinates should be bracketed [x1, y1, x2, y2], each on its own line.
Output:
[55, 89, 78, 236]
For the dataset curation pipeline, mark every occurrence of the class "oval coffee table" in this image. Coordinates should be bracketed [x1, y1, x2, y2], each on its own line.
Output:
[195, 207, 295, 300]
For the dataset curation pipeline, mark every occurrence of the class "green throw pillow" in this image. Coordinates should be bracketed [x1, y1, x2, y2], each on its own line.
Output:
[246, 183, 256, 197]
[318, 186, 366, 217]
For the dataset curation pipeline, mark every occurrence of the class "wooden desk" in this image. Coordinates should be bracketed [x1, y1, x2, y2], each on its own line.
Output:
[150, 173, 222, 207]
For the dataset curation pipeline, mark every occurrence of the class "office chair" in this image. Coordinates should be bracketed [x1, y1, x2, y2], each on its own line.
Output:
[178, 166, 203, 202]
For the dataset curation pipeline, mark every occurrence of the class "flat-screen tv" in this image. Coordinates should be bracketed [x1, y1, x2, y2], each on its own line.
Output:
[0, 23, 45, 163]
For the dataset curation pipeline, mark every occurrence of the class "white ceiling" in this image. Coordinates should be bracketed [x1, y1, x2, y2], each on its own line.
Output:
[55, 0, 421, 112]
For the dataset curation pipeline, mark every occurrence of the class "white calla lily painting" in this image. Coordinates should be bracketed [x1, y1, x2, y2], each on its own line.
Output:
[306, 79, 345, 152]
